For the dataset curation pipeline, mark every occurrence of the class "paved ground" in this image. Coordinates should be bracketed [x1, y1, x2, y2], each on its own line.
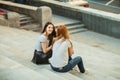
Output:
[71, 31, 120, 55]
[0, 1, 120, 80]
[52, 14, 120, 55]
[87, 0, 120, 7]
[0, 24, 120, 80]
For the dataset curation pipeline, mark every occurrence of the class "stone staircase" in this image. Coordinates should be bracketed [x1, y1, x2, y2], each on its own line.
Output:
[1, 25, 120, 80]
[20, 14, 34, 26]
[53, 15, 88, 34]
[0, 55, 49, 80]
[19, 14, 40, 32]
[65, 22, 88, 34]
[19, 14, 88, 34]
[55, 22, 88, 34]
[0, 53, 82, 80]
[0, 25, 83, 80]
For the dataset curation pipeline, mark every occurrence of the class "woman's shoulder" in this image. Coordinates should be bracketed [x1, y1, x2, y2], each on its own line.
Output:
[39, 34, 46, 38]
[65, 39, 72, 46]
[65, 39, 71, 42]
[38, 34, 47, 41]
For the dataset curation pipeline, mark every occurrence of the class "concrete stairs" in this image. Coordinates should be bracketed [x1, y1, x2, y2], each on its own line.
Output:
[0, 26, 83, 80]
[55, 22, 88, 34]
[53, 14, 88, 34]
[19, 14, 40, 32]
[0, 55, 49, 80]
[66, 22, 88, 34]
[40, 68, 82, 80]
[1, 25, 120, 80]
[19, 14, 35, 26]
[0, 54, 82, 80]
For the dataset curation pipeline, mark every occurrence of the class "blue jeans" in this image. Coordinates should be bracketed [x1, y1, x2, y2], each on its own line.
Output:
[60, 0, 69, 2]
[50, 56, 85, 73]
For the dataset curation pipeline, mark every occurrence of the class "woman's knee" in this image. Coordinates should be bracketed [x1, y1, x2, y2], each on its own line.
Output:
[76, 56, 82, 61]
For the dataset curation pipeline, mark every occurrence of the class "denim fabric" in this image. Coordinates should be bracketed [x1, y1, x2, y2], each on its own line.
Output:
[50, 56, 85, 73]
[60, 0, 69, 2]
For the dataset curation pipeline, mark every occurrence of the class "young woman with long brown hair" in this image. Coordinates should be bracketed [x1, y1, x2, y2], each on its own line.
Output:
[49, 25, 85, 73]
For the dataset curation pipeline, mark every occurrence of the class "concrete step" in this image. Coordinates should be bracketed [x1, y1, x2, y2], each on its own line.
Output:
[0, 41, 83, 80]
[19, 14, 39, 31]
[65, 22, 82, 26]
[67, 24, 85, 30]
[0, 48, 82, 80]
[40, 68, 83, 80]
[19, 14, 28, 18]
[19, 14, 35, 26]
[70, 28, 88, 34]
[20, 20, 34, 25]
[52, 14, 87, 34]
[20, 17, 32, 21]
[1, 25, 120, 80]
[40, 68, 67, 80]
[52, 14, 80, 27]
[0, 37, 83, 80]
[19, 23, 41, 32]
[0, 55, 50, 80]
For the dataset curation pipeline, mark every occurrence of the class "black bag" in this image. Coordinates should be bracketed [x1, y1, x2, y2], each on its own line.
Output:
[32, 50, 52, 64]
[36, 51, 47, 59]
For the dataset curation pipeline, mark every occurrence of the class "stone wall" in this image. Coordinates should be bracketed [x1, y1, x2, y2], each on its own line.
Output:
[0, 15, 8, 26]
[7, 12, 20, 27]
[81, 9, 120, 38]
[0, 1, 52, 28]
[33, 0, 82, 20]
[33, 0, 120, 38]
[0, 12, 20, 27]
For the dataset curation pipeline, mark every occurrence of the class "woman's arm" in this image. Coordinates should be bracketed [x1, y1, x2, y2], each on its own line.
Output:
[42, 35, 59, 53]
[41, 42, 52, 54]
[68, 41, 74, 56]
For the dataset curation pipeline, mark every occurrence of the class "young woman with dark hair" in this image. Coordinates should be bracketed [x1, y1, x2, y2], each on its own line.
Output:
[32, 22, 56, 64]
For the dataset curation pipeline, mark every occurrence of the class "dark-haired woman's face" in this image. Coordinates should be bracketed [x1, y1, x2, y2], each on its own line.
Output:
[46, 24, 53, 35]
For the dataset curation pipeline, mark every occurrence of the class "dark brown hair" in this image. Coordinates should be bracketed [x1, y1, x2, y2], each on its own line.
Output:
[42, 22, 56, 46]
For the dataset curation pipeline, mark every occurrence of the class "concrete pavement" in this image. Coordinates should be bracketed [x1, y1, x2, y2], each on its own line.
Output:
[0, 24, 120, 80]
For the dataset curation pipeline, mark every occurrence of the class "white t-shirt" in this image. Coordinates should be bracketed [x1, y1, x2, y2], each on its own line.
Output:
[49, 38, 71, 68]
[35, 34, 49, 51]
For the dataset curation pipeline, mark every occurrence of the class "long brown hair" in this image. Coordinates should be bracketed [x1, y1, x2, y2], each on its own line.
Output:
[57, 25, 70, 39]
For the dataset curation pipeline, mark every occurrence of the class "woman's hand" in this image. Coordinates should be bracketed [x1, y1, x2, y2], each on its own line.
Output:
[41, 42, 52, 54]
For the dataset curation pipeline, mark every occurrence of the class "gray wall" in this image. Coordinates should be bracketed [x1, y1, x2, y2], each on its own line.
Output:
[0, 1, 52, 28]
[82, 12, 120, 38]
[33, 0, 82, 20]
[33, 0, 120, 38]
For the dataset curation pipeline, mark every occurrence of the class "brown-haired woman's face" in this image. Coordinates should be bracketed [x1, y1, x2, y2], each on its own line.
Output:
[46, 24, 53, 35]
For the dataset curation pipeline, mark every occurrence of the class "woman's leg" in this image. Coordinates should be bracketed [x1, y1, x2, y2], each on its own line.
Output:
[66, 56, 85, 73]
[76, 56, 85, 73]
[51, 56, 85, 73]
